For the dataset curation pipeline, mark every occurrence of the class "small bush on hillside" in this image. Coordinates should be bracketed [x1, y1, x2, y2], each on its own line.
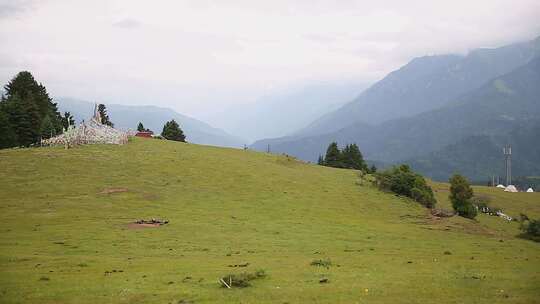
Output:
[219, 269, 266, 288]
[374, 164, 436, 208]
[310, 258, 332, 268]
[524, 220, 540, 239]
[449, 174, 477, 219]
[519, 214, 540, 242]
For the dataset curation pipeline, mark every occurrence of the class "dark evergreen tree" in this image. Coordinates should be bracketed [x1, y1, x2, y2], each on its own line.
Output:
[5, 95, 41, 147]
[317, 155, 324, 165]
[137, 122, 145, 132]
[369, 165, 377, 173]
[1, 71, 63, 148]
[342, 143, 367, 171]
[324, 142, 342, 168]
[97, 104, 114, 127]
[0, 107, 17, 148]
[4, 71, 63, 134]
[449, 174, 477, 219]
[40, 115, 56, 139]
[161, 119, 186, 142]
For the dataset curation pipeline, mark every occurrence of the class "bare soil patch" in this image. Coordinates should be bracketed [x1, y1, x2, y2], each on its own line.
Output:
[127, 223, 161, 229]
[127, 218, 169, 229]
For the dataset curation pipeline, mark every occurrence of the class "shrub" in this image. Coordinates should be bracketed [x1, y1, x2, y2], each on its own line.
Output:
[525, 220, 540, 237]
[219, 269, 266, 288]
[374, 165, 436, 208]
[449, 174, 477, 219]
[520, 216, 540, 242]
[310, 258, 332, 268]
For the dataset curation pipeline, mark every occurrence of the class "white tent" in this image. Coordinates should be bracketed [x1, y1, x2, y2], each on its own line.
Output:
[496, 184, 506, 189]
[526, 188, 534, 193]
[504, 185, 518, 192]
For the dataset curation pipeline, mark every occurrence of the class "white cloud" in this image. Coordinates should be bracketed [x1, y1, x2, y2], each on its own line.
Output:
[0, 0, 539, 117]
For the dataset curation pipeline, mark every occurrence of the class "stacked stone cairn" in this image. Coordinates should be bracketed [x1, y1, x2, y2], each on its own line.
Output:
[42, 104, 129, 148]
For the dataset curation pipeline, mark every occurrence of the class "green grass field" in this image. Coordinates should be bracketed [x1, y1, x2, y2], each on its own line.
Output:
[1, 138, 539, 303]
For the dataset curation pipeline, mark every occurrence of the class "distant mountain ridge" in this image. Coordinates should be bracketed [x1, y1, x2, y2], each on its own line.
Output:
[406, 120, 540, 182]
[56, 98, 245, 148]
[292, 36, 540, 137]
[252, 37, 540, 181]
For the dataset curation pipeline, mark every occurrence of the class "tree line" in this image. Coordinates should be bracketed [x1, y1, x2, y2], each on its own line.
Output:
[318, 142, 375, 173]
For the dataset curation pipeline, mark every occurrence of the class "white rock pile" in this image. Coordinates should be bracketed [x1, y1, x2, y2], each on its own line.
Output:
[42, 105, 128, 148]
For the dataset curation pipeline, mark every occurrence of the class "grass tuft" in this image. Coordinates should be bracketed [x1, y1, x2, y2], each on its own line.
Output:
[310, 258, 332, 268]
[219, 269, 267, 288]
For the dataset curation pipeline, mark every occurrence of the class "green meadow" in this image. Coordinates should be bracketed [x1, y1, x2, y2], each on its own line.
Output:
[0, 138, 538, 303]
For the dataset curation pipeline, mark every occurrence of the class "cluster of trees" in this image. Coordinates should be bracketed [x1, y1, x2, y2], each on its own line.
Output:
[161, 119, 186, 142]
[448, 174, 477, 219]
[0, 71, 71, 149]
[318, 142, 374, 172]
[137, 122, 152, 132]
[136, 120, 186, 142]
[374, 164, 437, 208]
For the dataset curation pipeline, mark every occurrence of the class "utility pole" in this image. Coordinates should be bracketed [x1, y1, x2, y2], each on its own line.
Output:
[267, 144, 271, 153]
[503, 145, 512, 186]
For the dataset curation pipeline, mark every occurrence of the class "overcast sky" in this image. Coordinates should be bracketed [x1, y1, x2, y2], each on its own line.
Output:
[1, 0, 539, 120]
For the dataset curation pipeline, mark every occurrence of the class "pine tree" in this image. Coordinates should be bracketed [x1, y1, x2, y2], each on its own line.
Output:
[341, 143, 367, 171]
[97, 104, 114, 127]
[5, 95, 41, 147]
[449, 174, 477, 219]
[324, 142, 342, 168]
[350, 144, 367, 171]
[4, 71, 62, 132]
[137, 122, 145, 132]
[1, 71, 63, 148]
[0, 107, 17, 148]
[317, 155, 324, 165]
[161, 119, 186, 142]
[40, 115, 56, 139]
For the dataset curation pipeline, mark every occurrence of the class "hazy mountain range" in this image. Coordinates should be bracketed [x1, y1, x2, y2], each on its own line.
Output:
[206, 81, 368, 142]
[56, 98, 246, 148]
[252, 36, 540, 181]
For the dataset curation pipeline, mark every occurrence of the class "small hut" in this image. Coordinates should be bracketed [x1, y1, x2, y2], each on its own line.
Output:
[135, 131, 154, 138]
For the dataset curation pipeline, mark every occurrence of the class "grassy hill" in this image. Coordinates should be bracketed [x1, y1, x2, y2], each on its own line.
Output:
[0, 138, 539, 303]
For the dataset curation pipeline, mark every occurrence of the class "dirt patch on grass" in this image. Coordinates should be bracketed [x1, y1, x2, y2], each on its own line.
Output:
[127, 219, 169, 229]
[127, 223, 161, 229]
[100, 187, 129, 194]
[420, 210, 497, 236]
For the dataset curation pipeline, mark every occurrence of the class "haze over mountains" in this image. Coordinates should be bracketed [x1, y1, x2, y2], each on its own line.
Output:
[252, 36, 540, 181]
[207, 81, 368, 142]
[56, 98, 245, 148]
